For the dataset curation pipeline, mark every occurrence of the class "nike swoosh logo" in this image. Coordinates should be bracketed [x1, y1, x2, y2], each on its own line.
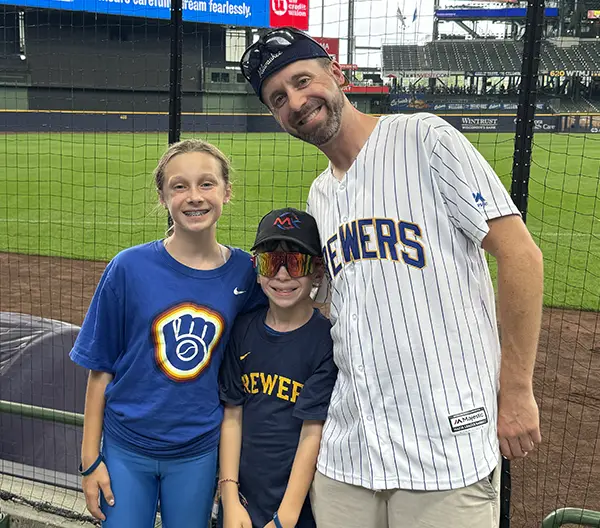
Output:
[240, 352, 251, 361]
[233, 287, 246, 295]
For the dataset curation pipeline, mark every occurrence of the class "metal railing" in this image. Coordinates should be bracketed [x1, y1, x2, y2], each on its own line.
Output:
[0, 400, 84, 427]
[541, 508, 600, 527]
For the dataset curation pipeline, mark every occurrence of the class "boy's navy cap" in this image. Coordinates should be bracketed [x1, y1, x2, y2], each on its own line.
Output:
[252, 208, 322, 256]
[247, 37, 331, 103]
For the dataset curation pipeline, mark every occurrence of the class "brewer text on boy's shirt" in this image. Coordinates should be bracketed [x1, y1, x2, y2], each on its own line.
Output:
[70, 240, 266, 458]
[219, 307, 337, 528]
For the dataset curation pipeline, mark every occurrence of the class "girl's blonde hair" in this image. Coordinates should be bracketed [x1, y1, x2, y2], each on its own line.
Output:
[154, 138, 232, 193]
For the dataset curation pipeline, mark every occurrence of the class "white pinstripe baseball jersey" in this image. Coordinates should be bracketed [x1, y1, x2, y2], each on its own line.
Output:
[306, 112, 520, 492]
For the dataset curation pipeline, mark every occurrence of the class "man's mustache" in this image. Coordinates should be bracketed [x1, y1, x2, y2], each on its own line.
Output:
[291, 100, 325, 127]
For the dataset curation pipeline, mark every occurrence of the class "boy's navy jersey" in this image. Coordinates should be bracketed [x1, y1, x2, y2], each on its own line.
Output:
[219, 308, 337, 528]
[70, 240, 266, 458]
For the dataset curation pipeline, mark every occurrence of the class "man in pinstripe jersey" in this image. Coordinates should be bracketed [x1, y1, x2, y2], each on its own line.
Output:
[241, 28, 544, 528]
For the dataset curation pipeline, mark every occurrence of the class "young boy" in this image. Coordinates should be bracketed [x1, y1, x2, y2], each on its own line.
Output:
[218, 207, 337, 528]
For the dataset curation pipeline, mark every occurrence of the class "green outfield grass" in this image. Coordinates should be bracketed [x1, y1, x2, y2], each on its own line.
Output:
[1, 131, 598, 310]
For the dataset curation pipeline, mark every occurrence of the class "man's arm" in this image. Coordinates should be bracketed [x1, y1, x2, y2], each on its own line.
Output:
[482, 214, 544, 460]
[264, 421, 324, 528]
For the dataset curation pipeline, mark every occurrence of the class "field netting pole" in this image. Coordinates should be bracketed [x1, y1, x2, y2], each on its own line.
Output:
[503, 1, 546, 527]
[167, 0, 183, 231]
[511, 0, 545, 223]
[168, 0, 183, 146]
[169, 0, 183, 145]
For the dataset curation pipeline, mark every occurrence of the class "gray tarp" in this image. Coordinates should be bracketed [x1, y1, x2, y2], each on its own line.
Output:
[0, 312, 87, 488]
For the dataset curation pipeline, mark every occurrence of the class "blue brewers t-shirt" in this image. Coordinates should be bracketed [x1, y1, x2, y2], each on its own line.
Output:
[70, 240, 266, 458]
[220, 308, 337, 528]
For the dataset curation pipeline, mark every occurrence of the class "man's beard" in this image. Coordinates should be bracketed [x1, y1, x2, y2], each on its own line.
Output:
[289, 90, 345, 146]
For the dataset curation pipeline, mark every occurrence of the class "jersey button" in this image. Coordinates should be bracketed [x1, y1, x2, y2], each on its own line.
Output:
[342, 216, 348, 222]
[352, 314, 357, 321]
[358, 365, 364, 372]
[367, 415, 373, 422]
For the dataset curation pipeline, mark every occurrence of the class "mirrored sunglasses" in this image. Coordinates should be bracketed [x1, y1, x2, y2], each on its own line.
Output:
[252, 252, 321, 278]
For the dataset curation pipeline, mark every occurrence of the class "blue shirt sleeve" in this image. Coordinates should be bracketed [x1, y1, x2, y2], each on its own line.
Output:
[219, 325, 246, 406]
[293, 339, 338, 421]
[69, 261, 124, 373]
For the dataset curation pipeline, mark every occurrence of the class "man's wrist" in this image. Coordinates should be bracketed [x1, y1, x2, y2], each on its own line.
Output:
[499, 375, 534, 392]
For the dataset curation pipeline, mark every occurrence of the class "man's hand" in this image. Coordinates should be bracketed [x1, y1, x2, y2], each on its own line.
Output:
[223, 500, 253, 528]
[497, 386, 542, 460]
[82, 461, 114, 521]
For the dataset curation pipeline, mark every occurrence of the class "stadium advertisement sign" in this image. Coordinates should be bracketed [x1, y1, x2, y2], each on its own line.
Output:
[0, 0, 308, 29]
[460, 117, 499, 131]
[549, 70, 600, 77]
[270, 0, 308, 30]
[313, 37, 339, 61]
[435, 7, 558, 19]
[342, 85, 389, 94]
[439, 115, 558, 133]
[559, 115, 600, 133]
[389, 94, 429, 110]
[389, 96, 545, 112]
[471, 71, 520, 77]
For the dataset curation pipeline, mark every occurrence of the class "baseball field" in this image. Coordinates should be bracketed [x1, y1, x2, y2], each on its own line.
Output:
[1, 130, 598, 310]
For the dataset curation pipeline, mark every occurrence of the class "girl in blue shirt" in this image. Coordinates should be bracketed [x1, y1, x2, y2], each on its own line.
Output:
[70, 139, 265, 528]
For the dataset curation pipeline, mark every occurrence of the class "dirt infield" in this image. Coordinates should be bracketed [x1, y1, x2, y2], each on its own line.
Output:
[1, 251, 599, 528]
[0, 253, 107, 326]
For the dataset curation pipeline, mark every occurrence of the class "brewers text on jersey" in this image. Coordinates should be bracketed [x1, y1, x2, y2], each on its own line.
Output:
[322, 218, 426, 278]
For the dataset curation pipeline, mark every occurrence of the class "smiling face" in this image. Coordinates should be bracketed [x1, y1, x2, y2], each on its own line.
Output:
[255, 242, 323, 310]
[158, 151, 231, 236]
[258, 262, 316, 310]
[261, 58, 347, 147]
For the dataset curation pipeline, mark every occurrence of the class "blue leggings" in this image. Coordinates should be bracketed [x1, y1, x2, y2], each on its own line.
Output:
[100, 436, 218, 528]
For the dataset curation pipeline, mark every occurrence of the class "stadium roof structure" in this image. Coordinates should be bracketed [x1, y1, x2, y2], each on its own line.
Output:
[382, 39, 600, 77]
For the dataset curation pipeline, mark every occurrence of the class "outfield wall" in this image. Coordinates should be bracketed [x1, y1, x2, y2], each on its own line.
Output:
[2, 111, 598, 134]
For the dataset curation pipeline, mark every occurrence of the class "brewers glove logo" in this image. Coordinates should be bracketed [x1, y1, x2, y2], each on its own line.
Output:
[152, 303, 225, 382]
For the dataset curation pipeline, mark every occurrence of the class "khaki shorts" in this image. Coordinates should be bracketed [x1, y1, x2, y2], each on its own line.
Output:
[310, 465, 500, 528]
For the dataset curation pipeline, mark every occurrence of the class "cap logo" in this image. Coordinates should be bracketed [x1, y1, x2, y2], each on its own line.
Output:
[273, 212, 301, 230]
[258, 51, 283, 78]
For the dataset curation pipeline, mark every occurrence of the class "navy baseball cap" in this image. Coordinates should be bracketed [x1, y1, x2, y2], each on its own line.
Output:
[240, 28, 332, 103]
[251, 208, 322, 256]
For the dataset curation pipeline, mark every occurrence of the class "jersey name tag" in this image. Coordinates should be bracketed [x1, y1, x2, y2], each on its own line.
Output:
[448, 408, 488, 434]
